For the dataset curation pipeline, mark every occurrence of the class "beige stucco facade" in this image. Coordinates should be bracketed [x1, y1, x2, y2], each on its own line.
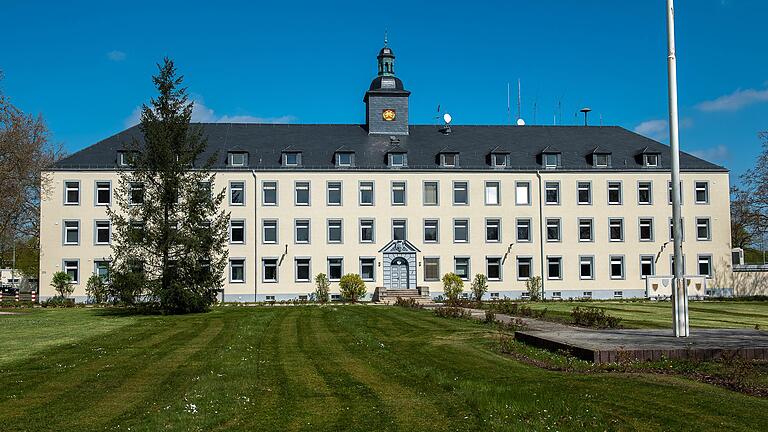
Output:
[40, 168, 732, 302]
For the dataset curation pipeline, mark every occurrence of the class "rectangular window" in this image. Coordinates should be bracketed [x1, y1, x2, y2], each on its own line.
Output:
[695, 181, 709, 204]
[515, 182, 531, 205]
[610, 256, 625, 279]
[609, 218, 624, 242]
[63, 260, 79, 284]
[63, 220, 80, 245]
[336, 152, 353, 167]
[95, 260, 110, 282]
[516, 219, 532, 242]
[230, 220, 246, 244]
[360, 258, 375, 281]
[453, 219, 469, 243]
[645, 153, 659, 167]
[594, 153, 610, 167]
[129, 182, 144, 205]
[544, 153, 559, 169]
[608, 181, 622, 205]
[696, 218, 711, 240]
[359, 181, 374, 205]
[454, 257, 470, 280]
[486, 257, 502, 281]
[577, 182, 591, 205]
[389, 153, 406, 167]
[544, 182, 560, 205]
[95, 181, 111, 206]
[262, 258, 278, 282]
[639, 218, 654, 241]
[295, 181, 310, 206]
[230, 259, 245, 282]
[640, 255, 655, 278]
[423, 181, 439, 206]
[284, 152, 301, 166]
[262, 220, 278, 244]
[392, 219, 407, 241]
[698, 255, 712, 277]
[486, 219, 501, 243]
[579, 256, 594, 280]
[517, 257, 532, 280]
[453, 181, 468, 205]
[64, 181, 80, 205]
[295, 258, 311, 282]
[391, 181, 406, 205]
[547, 256, 562, 280]
[229, 152, 247, 167]
[327, 181, 342, 206]
[546, 218, 561, 242]
[485, 181, 500, 205]
[328, 258, 343, 281]
[441, 153, 458, 167]
[327, 219, 343, 243]
[424, 257, 440, 281]
[295, 219, 310, 244]
[95, 220, 110, 245]
[491, 153, 507, 167]
[578, 218, 593, 242]
[262, 181, 278, 206]
[638, 181, 652, 205]
[360, 219, 374, 243]
[230, 181, 245, 206]
[424, 219, 439, 243]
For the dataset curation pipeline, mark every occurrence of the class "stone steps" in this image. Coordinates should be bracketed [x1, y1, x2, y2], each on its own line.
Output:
[374, 287, 434, 305]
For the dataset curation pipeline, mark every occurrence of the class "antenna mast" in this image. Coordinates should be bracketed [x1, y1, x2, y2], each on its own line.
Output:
[516, 79, 522, 121]
[507, 83, 511, 125]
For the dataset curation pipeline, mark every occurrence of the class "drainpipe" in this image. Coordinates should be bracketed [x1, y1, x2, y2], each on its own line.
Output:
[251, 170, 258, 303]
[536, 171, 545, 299]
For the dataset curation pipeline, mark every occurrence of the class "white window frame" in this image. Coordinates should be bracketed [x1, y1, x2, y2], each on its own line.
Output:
[609, 218, 624, 242]
[359, 219, 375, 243]
[640, 255, 655, 279]
[64, 181, 80, 205]
[392, 219, 407, 241]
[63, 220, 80, 245]
[95, 181, 111, 206]
[94, 220, 111, 245]
[294, 181, 311, 206]
[544, 181, 560, 205]
[336, 152, 353, 167]
[546, 218, 561, 242]
[452, 181, 469, 205]
[639, 218, 654, 242]
[695, 181, 710, 204]
[638, 181, 653, 205]
[546, 256, 562, 280]
[230, 258, 246, 283]
[516, 218, 532, 243]
[423, 219, 439, 243]
[63, 259, 80, 284]
[610, 255, 625, 280]
[454, 257, 471, 281]
[391, 181, 407, 206]
[229, 181, 246, 206]
[327, 257, 344, 281]
[295, 219, 311, 244]
[229, 152, 247, 167]
[359, 257, 376, 282]
[295, 258, 311, 283]
[327, 181, 342, 206]
[515, 181, 531, 206]
[696, 217, 711, 241]
[579, 256, 594, 280]
[423, 181, 439, 206]
[578, 218, 593, 242]
[577, 181, 592, 205]
[607, 181, 622, 205]
[453, 219, 469, 243]
[485, 218, 501, 243]
[517, 256, 533, 280]
[262, 181, 278, 206]
[484, 181, 500, 206]
[486, 256, 502, 281]
[262, 258, 278, 283]
[424, 257, 441, 281]
[359, 181, 375, 206]
[262, 219, 278, 244]
[327, 219, 343, 244]
[229, 219, 246, 244]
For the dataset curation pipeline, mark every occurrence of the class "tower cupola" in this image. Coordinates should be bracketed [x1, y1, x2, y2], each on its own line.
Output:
[364, 36, 410, 135]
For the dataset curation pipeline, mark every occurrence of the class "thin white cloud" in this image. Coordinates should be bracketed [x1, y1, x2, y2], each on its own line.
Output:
[106, 50, 127, 61]
[634, 119, 668, 140]
[689, 145, 730, 163]
[696, 86, 768, 112]
[124, 99, 296, 128]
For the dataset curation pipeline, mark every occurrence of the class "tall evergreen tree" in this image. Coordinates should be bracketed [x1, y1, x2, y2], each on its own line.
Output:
[108, 58, 229, 313]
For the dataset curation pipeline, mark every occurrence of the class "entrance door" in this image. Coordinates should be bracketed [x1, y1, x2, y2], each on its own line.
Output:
[391, 258, 409, 289]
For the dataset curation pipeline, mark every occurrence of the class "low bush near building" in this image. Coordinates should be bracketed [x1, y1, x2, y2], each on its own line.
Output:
[571, 306, 622, 329]
[433, 306, 471, 319]
[339, 273, 366, 302]
[441, 273, 464, 304]
[314, 273, 330, 303]
[490, 300, 547, 319]
[41, 296, 75, 308]
[394, 297, 422, 309]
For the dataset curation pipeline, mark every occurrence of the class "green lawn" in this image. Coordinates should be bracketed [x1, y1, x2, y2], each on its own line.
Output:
[1, 306, 767, 431]
[510, 300, 768, 329]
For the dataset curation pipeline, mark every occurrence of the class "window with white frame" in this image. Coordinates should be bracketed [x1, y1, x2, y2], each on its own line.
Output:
[486, 257, 502, 281]
[698, 255, 712, 277]
[130, 182, 144, 205]
[454, 257, 470, 280]
[360, 258, 375, 281]
[609, 218, 624, 242]
[295, 219, 310, 243]
[63, 260, 79, 284]
[486, 219, 501, 243]
[546, 218, 561, 242]
[453, 219, 469, 243]
[360, 219, 374, 243]
[230, 220, 245, 244]
[517, 257, 532, 279]
[392, 219, 407, 241]
[230, 258, 245, 282]
[515, 181, 531, 205]
[63, 220, 79, 245]
[262, 258, 278, 282]
[262, 181, 277, 206]
[640, 255, 655, 278]
[392, 181, 406, 205]
[644, 153, 659, 167]
[638, 181, 652, 205]
[295, 258, 311, 282]
[262, 220, 278, 244]
[579, 256, 594, 280]
[491, 153, 508, 167]
[64, 181, 80, 205]
[485, 181, 500, 205]
[389, 152, 407, 167]
[283, 152, 301, 167]
[424, 219, 438, 243]
[424, 257, 440, 281]
[327, 181, 342, 206]
[118, 151, 135, 167]
[544, 182, 560, 205]
[95, 181, 111, 206]
[423, 181, 438, 206]
[229, 152, 247, 167]
[95, 220, 110, 245]
[295, 181, 310, 206]
[336, 152, 353, 167]
[547, 256, 562, 280]
[441, 153, 458, 167]
[610, 256, 625, 279]
[608, 182, 622, 205]
[594, 153, 610, 168]
[696, 218, 711, 240]
[577, 181, 591, 205]
[328, 257, 343, 281]
[359, 181, 374, 205]
[543, 153, 560, 169]
[578, 219, 593, 242]
[453, 181, 468, 205]
[230, 181, 245, 205]
[695, 181, 709, 204]
[327, 219, 343, 243]
[517, 219, 532, 242]
[639, 218, 654, 241]
[95, 260, 110, 282]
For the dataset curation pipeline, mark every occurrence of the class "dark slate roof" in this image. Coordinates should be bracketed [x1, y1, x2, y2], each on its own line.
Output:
[53, 124, 727, 172]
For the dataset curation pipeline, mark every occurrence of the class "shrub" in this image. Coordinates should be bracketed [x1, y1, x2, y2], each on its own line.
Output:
[471, 274, 488, 302]
[108, 269, 146, 305]
[394, 297, 422, 309]
[339, 273, 366, 302]
[441, 273, 464, 303]
[490, 300, 547, 319]
[314, 273, 330, 303]
[42, 296, 75, 308]
[526, 276, 542, 301]
[484, 309, 496, 324]
[86, 274, 108, 304]
[571, 307, 622, 329]
[50, 271, 74, 298]
[434, 306, 471, 319]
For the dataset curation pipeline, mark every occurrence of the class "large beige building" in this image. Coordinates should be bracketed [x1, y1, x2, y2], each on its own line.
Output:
[40, 43, 732, 301]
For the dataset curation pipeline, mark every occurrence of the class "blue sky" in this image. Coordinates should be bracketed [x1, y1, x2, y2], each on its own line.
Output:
[2, 0, 766, 182]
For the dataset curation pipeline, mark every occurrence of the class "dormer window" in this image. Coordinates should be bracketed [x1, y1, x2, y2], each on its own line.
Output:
[229, 152, 248, 167]
[594, 154, 609, 167]
[644, 153, 659, 167]
[283, 151, 301, 167]
[118, 151, 136, 167]
[543, 153, 561, 169]
[440, 153, 458, 167]
[491, 153, 508, 167]
[336, 152, 354, 167]
[389, 152, 407, 167]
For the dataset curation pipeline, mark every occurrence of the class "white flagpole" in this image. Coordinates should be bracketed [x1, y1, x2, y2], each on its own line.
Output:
[666, 0, 689, 337]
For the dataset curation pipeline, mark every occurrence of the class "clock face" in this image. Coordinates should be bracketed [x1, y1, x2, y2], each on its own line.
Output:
[382, 109, 396, 121]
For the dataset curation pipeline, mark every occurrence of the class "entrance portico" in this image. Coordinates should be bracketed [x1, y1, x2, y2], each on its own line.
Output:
[379, 240, 419, 290]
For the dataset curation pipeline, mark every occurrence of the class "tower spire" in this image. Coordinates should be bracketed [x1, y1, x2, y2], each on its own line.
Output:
[384, 30, 388, 47]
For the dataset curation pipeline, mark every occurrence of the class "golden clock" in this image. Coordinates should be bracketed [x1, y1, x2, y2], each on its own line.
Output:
[382, 109, 396, 121]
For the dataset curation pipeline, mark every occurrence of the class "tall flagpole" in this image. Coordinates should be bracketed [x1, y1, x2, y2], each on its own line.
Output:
[667, 0, 689, 337]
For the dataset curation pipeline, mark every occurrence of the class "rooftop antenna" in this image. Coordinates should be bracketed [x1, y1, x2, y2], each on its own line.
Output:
[506, 83, 511, 125]
[440, 112, 452, 134]
[516, 79, 525, 126]
[580, 107, 592, 126]
[533, 100, 538, 125]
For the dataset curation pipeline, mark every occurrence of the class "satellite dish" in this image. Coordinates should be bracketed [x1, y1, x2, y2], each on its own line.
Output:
[443, 113, 452, 124]
[516, 118, 526, 126]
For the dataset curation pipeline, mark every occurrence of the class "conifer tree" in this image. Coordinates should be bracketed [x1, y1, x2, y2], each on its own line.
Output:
[108, 58, 229, 313]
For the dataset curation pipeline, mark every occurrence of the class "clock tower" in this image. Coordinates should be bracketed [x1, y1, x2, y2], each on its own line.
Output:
[364, 38, 410, 135]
